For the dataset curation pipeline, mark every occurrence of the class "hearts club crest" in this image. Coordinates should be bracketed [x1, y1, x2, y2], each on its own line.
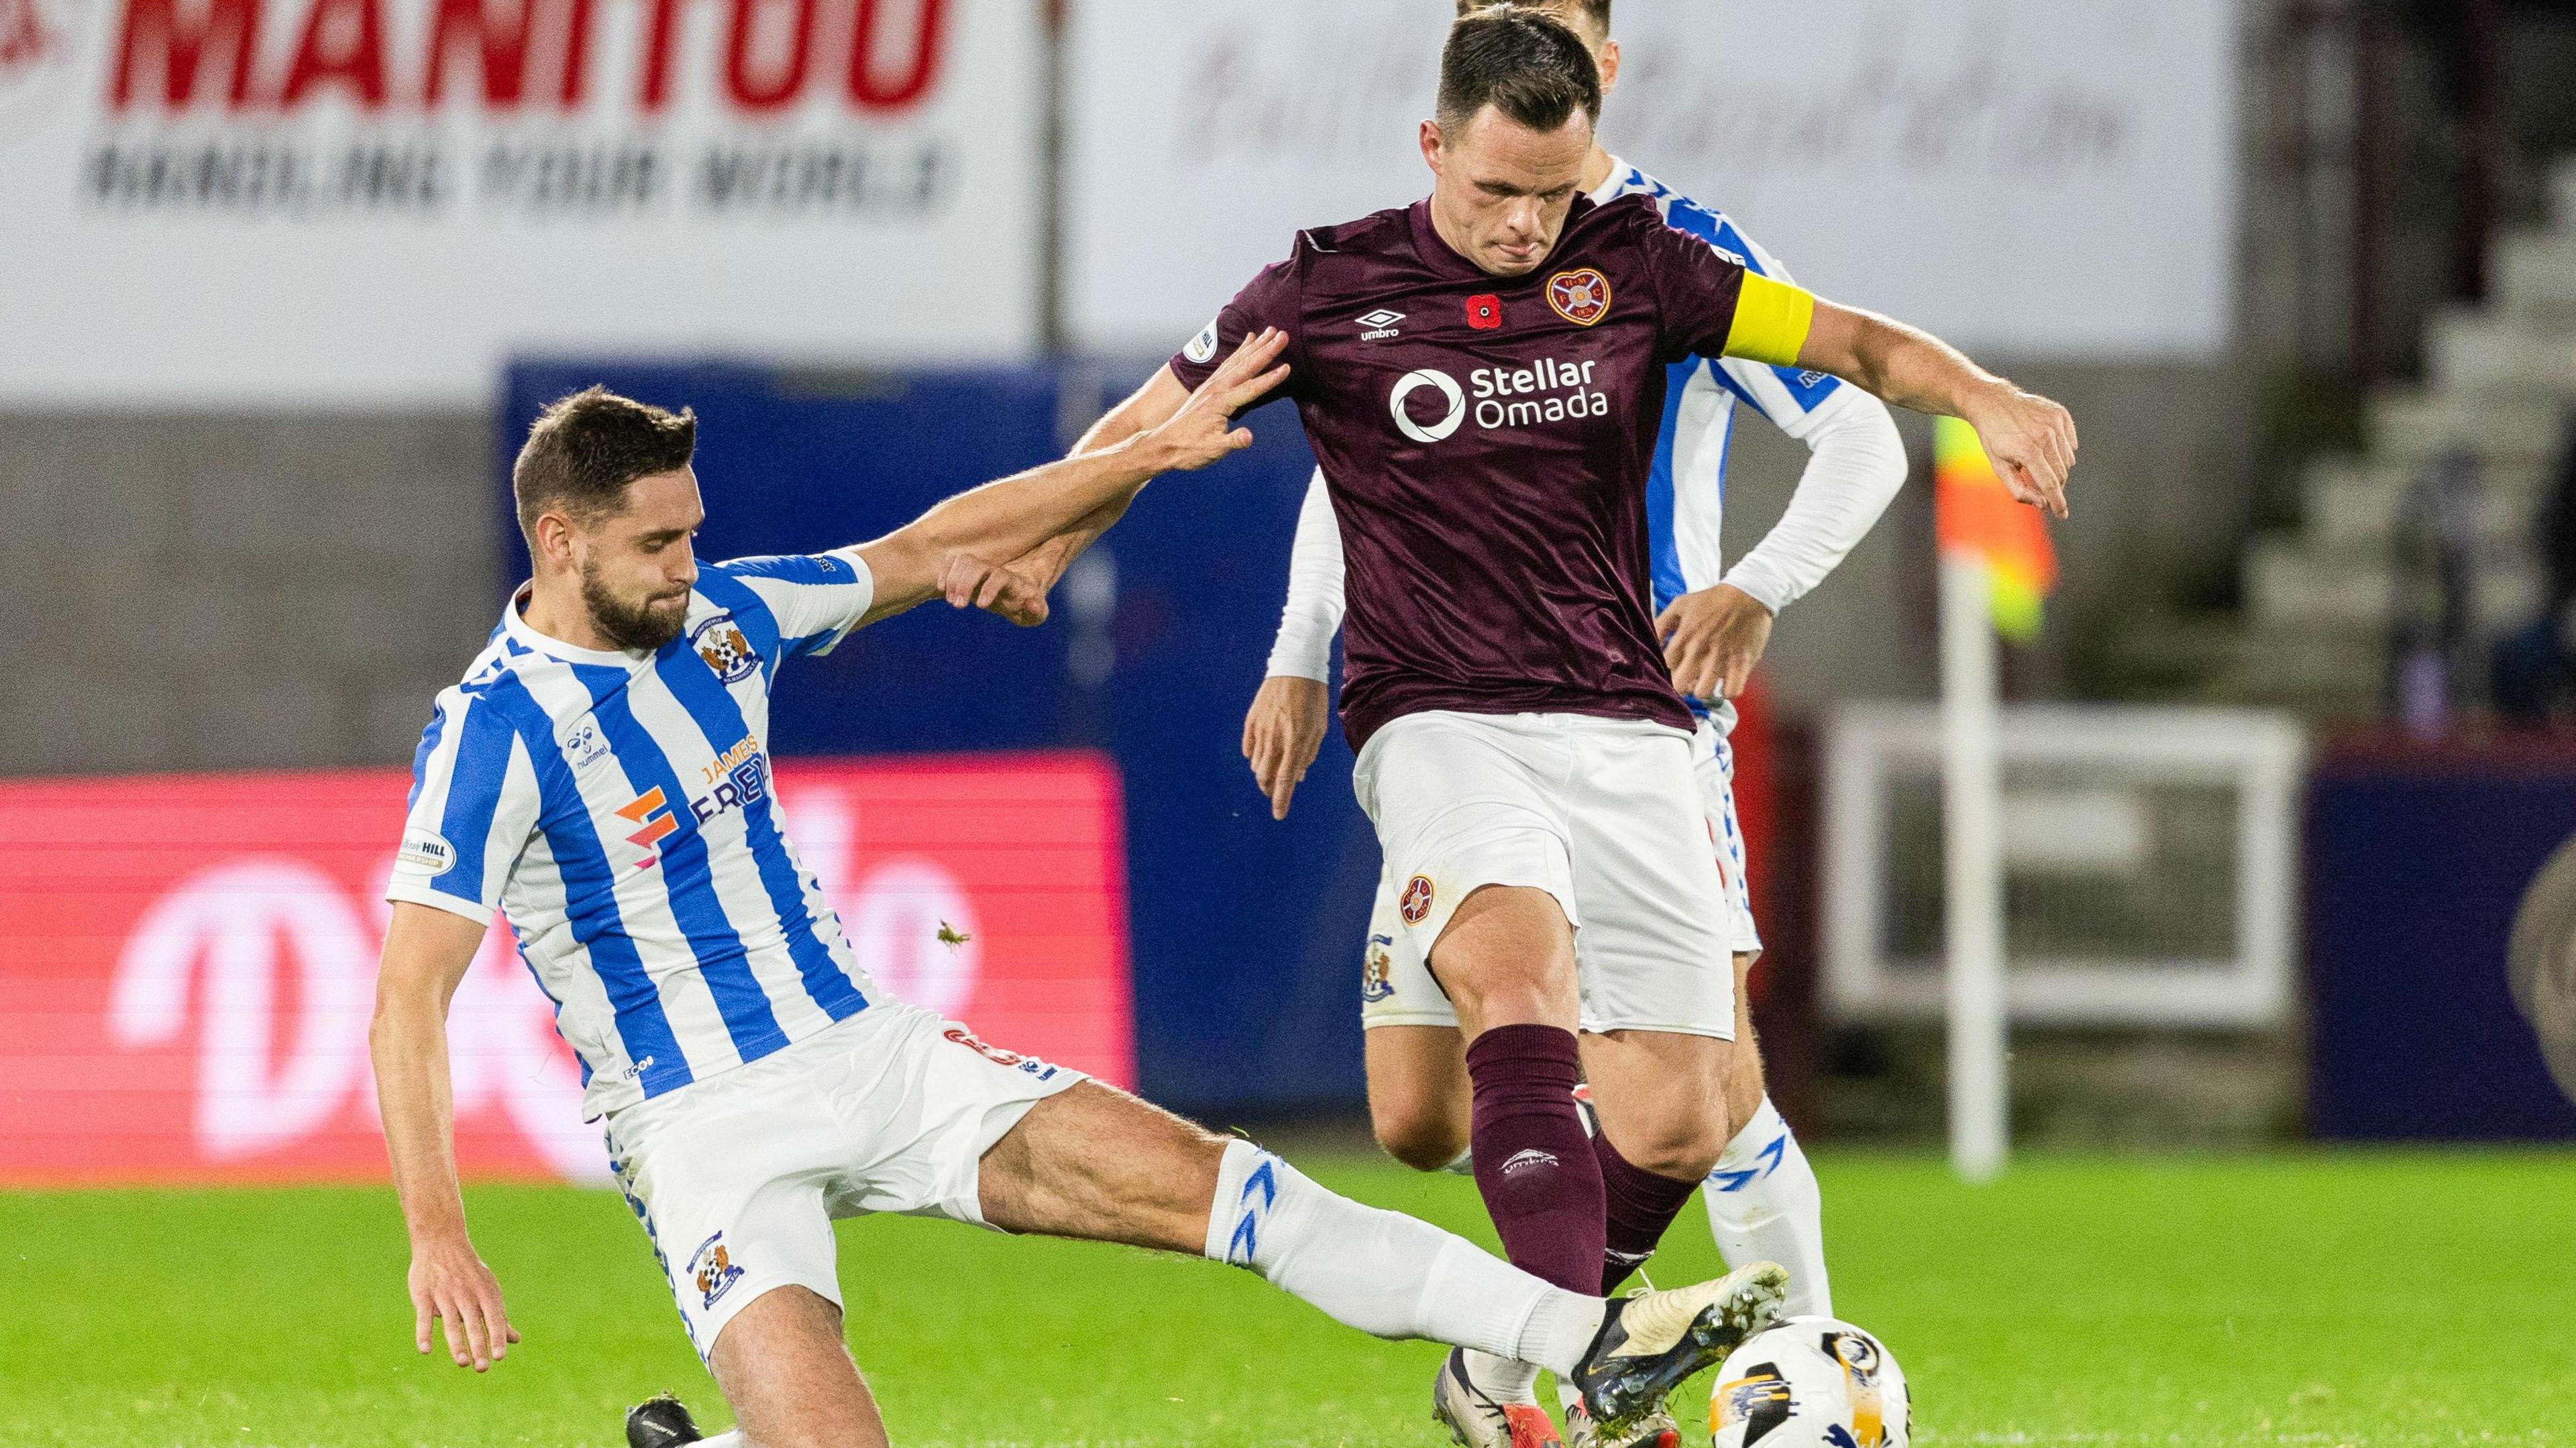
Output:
[1546, 268, 1611, 327]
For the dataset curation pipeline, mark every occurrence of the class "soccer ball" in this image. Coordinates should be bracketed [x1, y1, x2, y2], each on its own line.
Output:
[1708, 1316, 1910, 1448]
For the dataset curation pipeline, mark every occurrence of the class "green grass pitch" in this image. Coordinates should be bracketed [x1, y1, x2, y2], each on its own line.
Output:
[4, 1150, 2571, 1447]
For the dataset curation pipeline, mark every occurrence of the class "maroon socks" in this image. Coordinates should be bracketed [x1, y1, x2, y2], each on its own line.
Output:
[1593, 1130, 1703, 1295]
[1464, 1023, 1605, 1294]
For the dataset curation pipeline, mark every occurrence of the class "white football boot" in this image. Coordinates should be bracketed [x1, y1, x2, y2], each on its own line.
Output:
[1434, 1347, 1564, 1448]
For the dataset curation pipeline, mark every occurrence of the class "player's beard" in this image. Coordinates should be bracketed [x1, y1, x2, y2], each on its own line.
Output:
[582, 562, 690, 653]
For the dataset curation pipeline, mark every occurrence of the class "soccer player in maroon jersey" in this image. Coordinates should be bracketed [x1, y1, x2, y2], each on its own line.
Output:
[1013, 8, 2074, 1441]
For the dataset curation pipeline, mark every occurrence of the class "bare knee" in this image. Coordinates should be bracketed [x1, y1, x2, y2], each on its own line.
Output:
[1371, 1097, 1468, 1172]
[1610, 1111, 1729, 1180]
[1585, 1030, 1735, 1179]
[1364, 1025, 1470, 1172]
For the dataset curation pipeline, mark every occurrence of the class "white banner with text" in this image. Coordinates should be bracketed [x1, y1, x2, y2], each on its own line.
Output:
[0, 0, 1040, 404]
[1068, 0, 2237, 360]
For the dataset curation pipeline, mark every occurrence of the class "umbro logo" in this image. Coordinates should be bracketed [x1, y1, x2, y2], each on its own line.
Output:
[1356, 309, 1405, 341]
[1499, 1148, 1560, 1178]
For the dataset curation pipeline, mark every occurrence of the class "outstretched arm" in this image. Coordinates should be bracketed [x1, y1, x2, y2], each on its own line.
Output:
[372, 902, 517, 1372]
[1007, 366, 1197, 590]
[856, 333, 1286, 624]
[1790, 296, 2075, 519]
[1689, 253, 2075, 520]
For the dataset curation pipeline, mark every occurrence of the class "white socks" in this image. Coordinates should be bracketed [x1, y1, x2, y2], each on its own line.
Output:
[1205, 1139, 1605, 1374]
[1703, 1097, 1832, 1319]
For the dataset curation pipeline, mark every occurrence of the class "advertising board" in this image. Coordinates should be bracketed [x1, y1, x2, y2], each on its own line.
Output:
[0, 753, 1130, 1183]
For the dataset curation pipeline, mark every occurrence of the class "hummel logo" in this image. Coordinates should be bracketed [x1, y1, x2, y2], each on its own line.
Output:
[1499, 1148, 1560, 1178]
[1357, 308, 1405, 340]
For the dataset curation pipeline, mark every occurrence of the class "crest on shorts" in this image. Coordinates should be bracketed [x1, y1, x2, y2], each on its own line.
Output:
[1399, 875, 1435, 926]
[1547, 268, 1611, 326]
[1361, 934, 1396, 1002]
[688, 1232, 743, 1310]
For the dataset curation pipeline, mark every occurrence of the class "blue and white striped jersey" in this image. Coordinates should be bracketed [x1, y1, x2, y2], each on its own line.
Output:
[1595, 158, 1861, 614]
[387, 551, 879, 1119]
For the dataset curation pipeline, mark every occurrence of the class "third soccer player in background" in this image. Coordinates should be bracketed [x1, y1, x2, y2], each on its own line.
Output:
[1238, 4, 1904, 1444]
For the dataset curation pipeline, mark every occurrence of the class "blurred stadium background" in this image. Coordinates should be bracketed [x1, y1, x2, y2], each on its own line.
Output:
[7, 1, 2576, 1444]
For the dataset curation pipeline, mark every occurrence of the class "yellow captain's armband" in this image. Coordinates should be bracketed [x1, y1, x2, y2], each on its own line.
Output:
[1721, 273, 1816, 369]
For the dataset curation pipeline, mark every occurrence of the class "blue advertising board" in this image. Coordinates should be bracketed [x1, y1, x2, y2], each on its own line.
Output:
[2308, 742, 2576, 1139]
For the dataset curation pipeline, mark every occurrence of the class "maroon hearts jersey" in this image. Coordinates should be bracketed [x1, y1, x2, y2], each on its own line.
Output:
[1170, 193, 1754, 750]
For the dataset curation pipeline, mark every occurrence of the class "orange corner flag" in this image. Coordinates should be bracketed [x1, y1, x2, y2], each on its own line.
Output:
[1934, 416, 2058, 641]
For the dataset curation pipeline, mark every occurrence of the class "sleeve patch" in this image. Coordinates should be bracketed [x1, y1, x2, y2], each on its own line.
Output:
[395, 828, 455, 877]
[1183, 317, 1220, 364]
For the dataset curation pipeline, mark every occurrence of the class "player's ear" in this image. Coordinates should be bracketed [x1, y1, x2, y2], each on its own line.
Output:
[533, 511, 577, 570]
[1596, 38, 1620, 95]
[1419, 118, 1444, 176]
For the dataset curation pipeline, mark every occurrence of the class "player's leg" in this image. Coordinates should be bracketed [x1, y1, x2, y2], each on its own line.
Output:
[1358, 877, 1476, 1172]
[1366, 1023, 1472, 1170]
[977, 1078, 1607, 1365]
[1580, 1026, 1733, 1289]
[604, 1050, 872, 1448]
[1560, 722, 1748, 1295]
[1703, 953, 1833, 1320]
[973, 1074, 1787, 1437]
[1356, 814, 1553, 1443]
[1354, 714, 1605, 1300]
[700, 1288, 884, 1448]
[1690, 724, 1833, 1321]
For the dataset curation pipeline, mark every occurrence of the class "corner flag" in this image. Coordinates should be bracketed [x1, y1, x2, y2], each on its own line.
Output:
[1934, 416, 2058, 640]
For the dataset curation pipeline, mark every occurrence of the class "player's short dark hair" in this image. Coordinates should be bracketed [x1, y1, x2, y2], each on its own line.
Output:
[511, 386, 698, 543]
[1454, 0, 1609, 40]
[1437, 5, 1603, 137]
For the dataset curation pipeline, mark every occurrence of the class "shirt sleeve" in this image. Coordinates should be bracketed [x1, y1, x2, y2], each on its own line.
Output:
[1167, 244, 1305, 410]
[1707, 225, 1849, 439]
[1639, 215, 1816, 370]
[703, 549, 877, 659]
[385, 689, 541, 925]
[1265, 467, 1347, 681]
[1719, 389, 1909, 614]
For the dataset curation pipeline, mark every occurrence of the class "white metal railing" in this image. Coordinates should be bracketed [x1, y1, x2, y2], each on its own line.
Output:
[1824, 702, 2306, 1030]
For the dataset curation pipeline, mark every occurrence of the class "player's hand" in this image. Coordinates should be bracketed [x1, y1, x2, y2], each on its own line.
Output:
[1962, 383, 2078, 519]
[939, 552, 1050, 626]
[409, 1235, 519, 1372]
[1657, 583, 1773, 703]
[1242, 673, 1329, 820]
[1144, 328, 1292, 473]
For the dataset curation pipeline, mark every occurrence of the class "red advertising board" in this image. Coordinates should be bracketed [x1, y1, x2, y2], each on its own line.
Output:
[0, 754, 1130, 1186]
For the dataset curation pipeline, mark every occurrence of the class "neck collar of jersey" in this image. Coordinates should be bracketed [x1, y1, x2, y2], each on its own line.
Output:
[502, 582, 655, 668]
[1408, 194, 1596, 287]
[1587, 154, 1633, 205]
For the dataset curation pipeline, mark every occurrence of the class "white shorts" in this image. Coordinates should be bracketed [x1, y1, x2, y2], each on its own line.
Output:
[1351, 710, 1747, 1039]
[602, 1001, 1083, 1361]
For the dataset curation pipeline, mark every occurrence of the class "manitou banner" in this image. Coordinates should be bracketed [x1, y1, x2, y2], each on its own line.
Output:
[0, 755, 1131, 1185]
[0, 0, 1039, 404]
[1068, 0, 2237, 359]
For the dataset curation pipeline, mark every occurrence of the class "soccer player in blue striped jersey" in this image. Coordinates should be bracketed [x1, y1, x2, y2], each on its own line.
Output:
[371, 348, 1796, 1448]
[1231, 7, 1901, 1447]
